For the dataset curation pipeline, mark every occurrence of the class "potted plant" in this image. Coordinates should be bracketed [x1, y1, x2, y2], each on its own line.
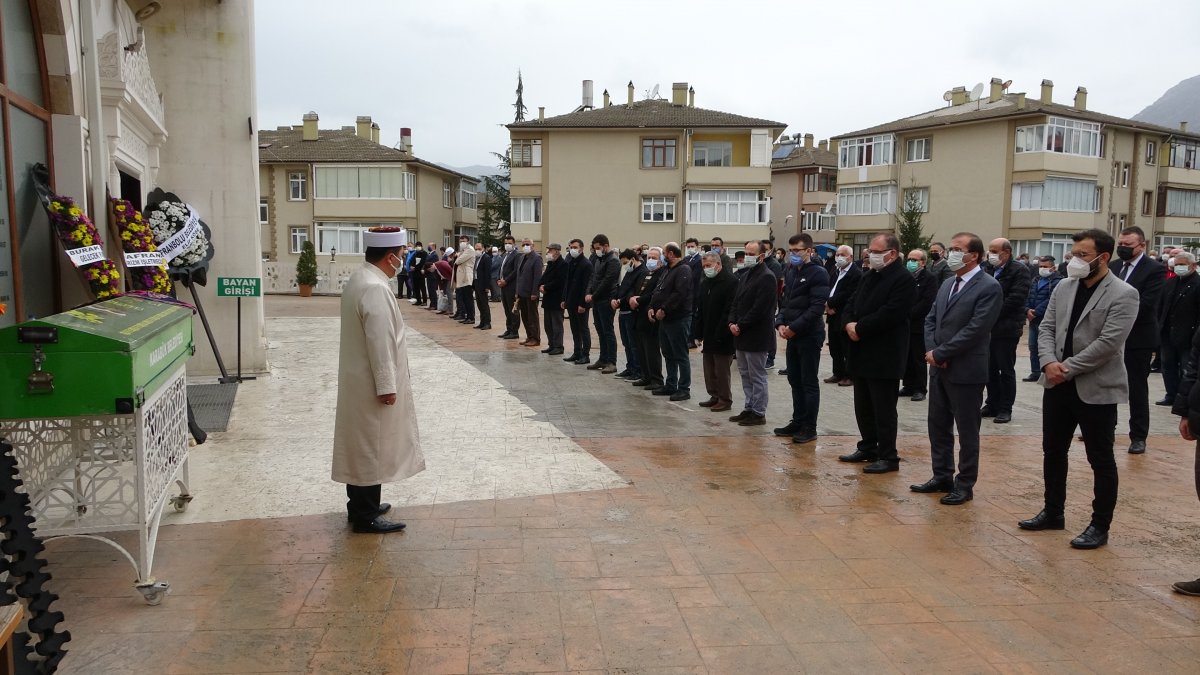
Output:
[296, 240, 318, 296]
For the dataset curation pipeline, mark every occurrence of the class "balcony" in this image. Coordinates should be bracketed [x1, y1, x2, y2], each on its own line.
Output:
[1159, 165, 1200, 188]
[684, 165, 770, 188]
[1012, 151, 1102, 178]
[510, 166, 542, 186]
[452, 207, 478, 226]
[313, 198, 416, 220]
[800, 213, 836, 231]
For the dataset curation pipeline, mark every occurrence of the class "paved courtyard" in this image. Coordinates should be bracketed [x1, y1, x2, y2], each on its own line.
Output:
[42, 294, 1200, 674]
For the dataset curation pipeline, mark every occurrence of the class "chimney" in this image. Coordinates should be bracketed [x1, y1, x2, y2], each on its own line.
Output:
[538, 106, 545, 121]
[804, 133, 814, 149]
[950, 86, 968, 106]
[1073, 87, 1087, 110]
[989, 77, 1003, 103]
[302, 111, 318, 141]
[672, 82, 688, 106]
[582, 79, 594, 109]
[829, 139, 839, 155]
[603, 89, 610, 107]
[1183, 121, 1190, 133]
[356, 115, 372, 139]
[627, 80, 634, 105]
[1041, 79, 1054, 104]
[688, 86, 695, 107]
[400, 127, 412, 154]
[276, 125, 290, 131]
[818, 139, 828, 152]
[1016, 92, 1027, 110]
[370, 122, 380, 144]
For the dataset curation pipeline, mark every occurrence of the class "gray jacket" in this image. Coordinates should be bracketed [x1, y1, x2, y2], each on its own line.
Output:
[515, 251, 544, 297]
[924, 270, 1002, 385]
[1037, 272, 1139, 405]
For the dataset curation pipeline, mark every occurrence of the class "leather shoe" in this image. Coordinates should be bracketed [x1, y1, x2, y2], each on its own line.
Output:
[897, 387, 915, 397]
[546, 348, 564, 355]
[586, 361, 605, 370]
[1155, 397, 1173, 406]
[710, 401, 732, 412]
[501, 333, 520, 340]
[909, 478, 952, 493]
[669, 391, 691, 402]
[1022, 373, 1040, 382]
[1018, 510, 1065, 531]
[791, 429, 818, 444]
[630, 379, 651, 386]
[564, 354, 582, 362]
[1128, 440, 1146, 454]
[729, 410, 752, 422]
[652, 387, 677, 396]
[699, 397, 719, 408]
[601, 364, 618, 374]
[1171, 579, 1200, 596]
[837, 378, 853, 386]
[823, 375, 841, 383]
[476, 324, 491, 330]
[1069, 525, 1108, 549]
[980, 405, 996, 417]
[838, 448, 877, 463]
[993, 412, 1012, 424]
[541, 347, 554, 353]
[737, 412, 765, 426]
[910, 392, 926, 402]
[862, 460, 899, 474]
[616, 369, 633, 378]
[774, 421, 803, 436]
[940, 490, 973, 505]
[351, 516, 407, 534]
[346, 503, 392, 521]
[574, 358, 591, 365]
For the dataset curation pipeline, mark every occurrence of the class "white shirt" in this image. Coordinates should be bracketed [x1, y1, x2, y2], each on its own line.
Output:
[950, 264, 983, 295]
[829, 265, 850, 298]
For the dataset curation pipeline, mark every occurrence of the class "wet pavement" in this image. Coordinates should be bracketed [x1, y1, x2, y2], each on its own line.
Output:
[42, 294, 1200, 674]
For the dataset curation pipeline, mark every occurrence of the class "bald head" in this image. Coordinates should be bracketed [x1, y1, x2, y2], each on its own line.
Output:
[988, 238, 1012, 265]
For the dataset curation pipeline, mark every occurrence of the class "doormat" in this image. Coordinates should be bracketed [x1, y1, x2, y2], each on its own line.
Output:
[187, 383, 239, 433]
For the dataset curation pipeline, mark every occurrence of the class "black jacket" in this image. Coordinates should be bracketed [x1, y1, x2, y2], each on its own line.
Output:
[1110, 255, 1166, 350]
[472, 252, 493, 290]
[764, 255, 784, 280]
[826, 264, 862, 329]
[633, 266, 666, 332]
[696, 268, 737, 355]
[500, 249, 520, 286]
[616, 263, 644, 311]
[985, 260, 1032, 338]
[1171, 317, 1200, 426]
[587, 251, 621, 302]
[541, 256, 566, 308]
[563, 254, 593, 311]
[845, 260, 917, 379]
[1159, 272, 1200, 349]
[649, 260, 693, 321]
[775, 260, 829, 338]
[728, 263, 778, 352]
[909, 267, 938, 335]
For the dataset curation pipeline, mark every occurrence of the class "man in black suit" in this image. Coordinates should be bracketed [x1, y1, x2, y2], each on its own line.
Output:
[630, 247, 667, 390]
[911, 232, 1002, 505]
[899, 248, 939, 402]
[472, 243, 493, 330]
[981, 238, 1032, 424]
[409, 242, 428, 305]
[683, 238, 703, 349]
[825, 244, 861, 386]
[562, 239, 593, 364]
[1158, 251, 1200, 405]
[1110, 225, 1166, 454]
[539, 244, 565, 354]
[613, 248, 644, 378]
[838, 232, 918, 473]
[497, 235, 521, 339]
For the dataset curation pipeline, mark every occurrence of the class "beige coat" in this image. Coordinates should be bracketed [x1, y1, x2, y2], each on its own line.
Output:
[332, 264, 425, 485]
[454, 245, 476, 288]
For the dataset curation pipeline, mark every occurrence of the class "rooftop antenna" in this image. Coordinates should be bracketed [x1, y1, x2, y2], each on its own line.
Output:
[1001, 79, 1013, 92]
[648, 83, 660, 100]
[969, 83, 984, 102]
[943, 90, 953, 104]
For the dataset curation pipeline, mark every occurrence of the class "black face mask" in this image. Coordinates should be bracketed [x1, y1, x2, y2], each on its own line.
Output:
[930, 251, 941, 262]
[1116, 246, 1135, 261]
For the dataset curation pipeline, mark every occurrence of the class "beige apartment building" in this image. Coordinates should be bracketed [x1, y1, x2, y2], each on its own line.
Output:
[506, 81, 786, 249]
[771, 133, 838, 244]
[258, 114, 479, 293]
[831, 78, 1200, 259]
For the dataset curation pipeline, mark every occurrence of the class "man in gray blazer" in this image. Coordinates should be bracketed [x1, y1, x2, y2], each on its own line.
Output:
[911, 232, 1002, 505]
[1018, 229, 1138, 550]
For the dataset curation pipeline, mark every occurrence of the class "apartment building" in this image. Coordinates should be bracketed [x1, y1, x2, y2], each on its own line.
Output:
[506, 81, 786, 249]
[831, 78, 1200, 259]
[258, 114, 479, 293]
[771, 133, 838, 243]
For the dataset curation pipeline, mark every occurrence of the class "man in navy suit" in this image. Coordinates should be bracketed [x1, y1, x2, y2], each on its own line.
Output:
[1109, 225, 1165, 454]
[911, 232, 1001, 504]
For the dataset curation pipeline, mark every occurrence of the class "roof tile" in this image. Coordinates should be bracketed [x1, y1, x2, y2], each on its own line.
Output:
[508, 99, 785, 130]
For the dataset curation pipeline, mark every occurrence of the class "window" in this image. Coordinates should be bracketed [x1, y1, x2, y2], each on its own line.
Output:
[838, 135, 895, 168]
[905, 138, 931, 162]
[1015, 117, 1102, 157]
[642, 138, 677, 168]
[693, 141, 732, 167]
[314, 167, 414, 199]
[443, 182, 451, 207]
[1165, 188, 1200, 217]
[641, 196, 676, 222]
[1168, 140, 1199, 169]
[1118, 214, 1127, 229]
[315, 222, 405, 254]
[259, 199, 268, 225]
[290, 227, 308, 254]
[1011, 177, 1100, 212]
[1011, 234, 1076, 262]
[836, 184, 897, 216]
[903, 187, 929, 213]
[1143, 190, 1154, 216]
[512, 197, 542, 223]
[1146, 140, 1157, 165]
[1121, 163, 1130, 188]
[458, 183, 478, 209]
[288, 172, 307, 200]
[800, 212, 836, 231]
[511, 139, 542, 167]
[685, 190, 768, 224]
[803, 173, 837, 193]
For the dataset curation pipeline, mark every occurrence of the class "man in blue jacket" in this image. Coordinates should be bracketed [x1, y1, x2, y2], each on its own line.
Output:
[773, 233, 830, 444]
[1024, 256, 1061, 381]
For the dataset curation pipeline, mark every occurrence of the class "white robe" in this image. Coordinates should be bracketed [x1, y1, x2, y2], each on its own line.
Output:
[332, 263, 425, 485]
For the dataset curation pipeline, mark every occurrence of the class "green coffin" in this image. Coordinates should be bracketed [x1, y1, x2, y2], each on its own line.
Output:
[0, 296, 194, 419]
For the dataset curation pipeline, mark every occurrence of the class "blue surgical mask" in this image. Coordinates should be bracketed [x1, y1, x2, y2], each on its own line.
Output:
[645, 258, 660, 270]
[906, 260, 919, 273]
[789, 254, 804, 266]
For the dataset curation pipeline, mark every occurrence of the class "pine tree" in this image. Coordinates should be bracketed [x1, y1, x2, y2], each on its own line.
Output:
[477, 151, 511, 247]
[295, 240, 318, 287]
[513, 71, 527, 123]
[895, 189, 932, 254]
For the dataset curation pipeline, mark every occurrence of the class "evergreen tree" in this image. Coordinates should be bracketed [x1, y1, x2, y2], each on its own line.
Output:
[513, 71, 527, 123]
[477, 151, 511, 247]
[295, 240, 318, 287]
[895, 189, 932, 254]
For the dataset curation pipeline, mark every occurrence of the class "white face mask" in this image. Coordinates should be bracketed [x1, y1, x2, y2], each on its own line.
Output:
[1038, 267, 1053, 278]
[504, 243, 514, 252]
[1175, 265, 1193, 277]
[1167, 257, 1176, 267]
[686, 247, 697, 256]
[987, 253, 1002, 267]
[645, 258, 660, 270]
[834, 255, 850, 268]
[868, 252, 888, 271]
[522, 245, 532, 254]
[946, 250, 966, 272]
[742, 256, 759, 269]
[1066, 255, 1093, 280]
[568, 248, 580, 258]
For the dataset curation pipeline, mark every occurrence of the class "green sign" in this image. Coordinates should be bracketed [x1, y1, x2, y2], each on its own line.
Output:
[217, 276, 261, 297]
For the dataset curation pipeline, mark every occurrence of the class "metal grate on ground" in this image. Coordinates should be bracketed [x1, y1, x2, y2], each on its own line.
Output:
[186, 383, 238, 433]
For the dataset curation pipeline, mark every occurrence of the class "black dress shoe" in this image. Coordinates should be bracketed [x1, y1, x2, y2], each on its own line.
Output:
[737, 412, 765, 426]
[346, 503, 392, 521]
[862, 460, 899, 474]
[652, 387, 677, 396]
[838, 448, 878, 463]
[729, 410, 752, 422]
[909, 478, 952, 493]
[615, 369, 633, 378]
[699, 397, 719, 408]
[546, 348, 564, 355]
[1128, 440, 1146, 454]
[791, 429, 818, 444]
[1018, 510, 1065, 531]
[499, 332, 516, 338]
[564, 354, 582, 362]
[669, 391, 691, 402]
[1155, 398, 1173, 406]
[351, 517, 407, 534]
[980, 405, 996, 417]
[643, 382, 662, 390]
[1022, 374, 1040, 382]
[993, 412, 1012, 424]
[574, 358, 591, 365]
[910, 392, 926, 402]
[897, 387, 915, 397]
[779, 369, 788, 376]
[774, 421, 802, 436]
[940, 490, 973, 505]
[1069, 525, 1108, 549]
[541, 347, 554, 353]
[630, 379, 651, 386]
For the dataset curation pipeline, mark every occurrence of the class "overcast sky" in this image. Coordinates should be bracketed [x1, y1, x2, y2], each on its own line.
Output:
[255, 0, 1200, 172]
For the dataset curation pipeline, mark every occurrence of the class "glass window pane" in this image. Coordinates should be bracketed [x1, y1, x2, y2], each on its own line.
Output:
[2, 0, 44, 105]
[11, 107, 51, 319]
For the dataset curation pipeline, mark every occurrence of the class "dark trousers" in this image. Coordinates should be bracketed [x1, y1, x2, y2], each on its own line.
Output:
[412, 271, 426, 303]
[1042, 382, 1118, 530]
[637, 327, 663, 387]
[902, 332, 928, 393]
[593, 301, 618, 365]
[502, 285, 518, 333]
[544, 304, 564, 349]
[1194, 440, 1200, 499]
[1028, 320, 1042, 375]
[569, 308, 592, 358]
[852, 377, 901, 463]
[1162, 342, 1185, 401]
[702, 352, 733, 404]
[456, 286, 475, 321]
[518, 296, 540, 342]
[618, 311, 641, 376]
[659, 317, 691, 392]
[786, 333, 822, 430]
[346, 483, 381, 524]
[1124, 346, 1153, 441]
[928, 372, 985, 490]
[397, 274, 409, 298]
[985, 334, 1020, 414]
[474, 284, 491, 326]
[426, 275, 439, 306]
[828, 321, 849, 378]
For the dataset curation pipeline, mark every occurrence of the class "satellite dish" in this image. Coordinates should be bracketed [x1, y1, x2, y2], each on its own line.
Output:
[1001, 80, 1013, 91]
[943, 90, 953, 102]
[823, 200, 834, 213]
[650, 84, 660, 100]
[969, 83, 984, 101]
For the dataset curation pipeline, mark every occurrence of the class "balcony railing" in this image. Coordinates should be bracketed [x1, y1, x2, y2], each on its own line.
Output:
[801, 213, 836, 231]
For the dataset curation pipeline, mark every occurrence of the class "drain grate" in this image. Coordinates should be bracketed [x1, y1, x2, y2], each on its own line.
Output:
[187, 383, 239, 432]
